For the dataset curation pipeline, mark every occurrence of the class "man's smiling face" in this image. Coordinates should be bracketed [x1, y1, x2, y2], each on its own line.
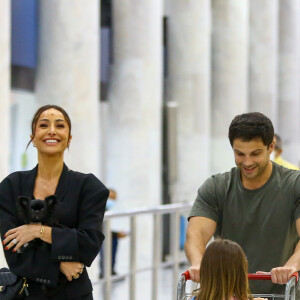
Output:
[233, 137, 274, 181]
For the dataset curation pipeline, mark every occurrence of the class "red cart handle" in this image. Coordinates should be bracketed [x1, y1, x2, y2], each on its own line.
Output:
[248, 272, 299, 283]
[181, 270, 191, 280]
[182, 270, 299, 283]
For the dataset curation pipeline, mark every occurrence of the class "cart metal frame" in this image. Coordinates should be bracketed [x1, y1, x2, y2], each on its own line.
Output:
[177, 271, 299, 300]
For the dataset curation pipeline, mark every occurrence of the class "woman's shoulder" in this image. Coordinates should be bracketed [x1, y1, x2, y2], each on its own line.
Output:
[1, 169, 31, 184]
[0, 170, 33, 196]
[67, 169, 108, 191]
[68, 169, 102, 183]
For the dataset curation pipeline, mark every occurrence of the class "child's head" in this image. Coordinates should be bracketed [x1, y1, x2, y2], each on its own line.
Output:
[197, 239, 251, 300]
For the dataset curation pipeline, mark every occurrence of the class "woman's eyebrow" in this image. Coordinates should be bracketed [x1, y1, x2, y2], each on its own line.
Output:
[39, 119, 65, 122]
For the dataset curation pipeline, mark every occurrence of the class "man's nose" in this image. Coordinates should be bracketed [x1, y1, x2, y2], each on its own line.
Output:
[243, 156, 253, 166]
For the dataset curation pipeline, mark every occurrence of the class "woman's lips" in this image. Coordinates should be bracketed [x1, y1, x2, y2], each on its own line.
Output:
[44, 139, 59, 145]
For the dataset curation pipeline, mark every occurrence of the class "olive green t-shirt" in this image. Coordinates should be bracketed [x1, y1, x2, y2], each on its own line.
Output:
[189, 162, 300, 294]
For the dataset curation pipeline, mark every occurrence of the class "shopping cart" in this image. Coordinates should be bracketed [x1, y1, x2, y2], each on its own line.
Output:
[177, 270, 299, 300]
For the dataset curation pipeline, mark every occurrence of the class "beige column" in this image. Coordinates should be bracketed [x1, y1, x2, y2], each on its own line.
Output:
[211, 1, 249, 173]
[107, 0, 162, 208]
[167, 0, 211, 201]
[0, 0, 10, 267]
[249, 0, 278, 126]
[36, 0, 101, 176]
[278, 0, 300, 166]
[0, 0, 10, 181]
[106, 0, 162, 267]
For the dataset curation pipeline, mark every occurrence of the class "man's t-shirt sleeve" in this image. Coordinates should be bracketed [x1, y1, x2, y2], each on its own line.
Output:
[189, 176, 220, 223]
[293, 174, 300, 221]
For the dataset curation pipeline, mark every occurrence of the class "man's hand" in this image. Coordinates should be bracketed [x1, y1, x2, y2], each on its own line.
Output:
[189, 264, 200, 283]
[257, 266, 297, 284]
[270, 266, 297, 284]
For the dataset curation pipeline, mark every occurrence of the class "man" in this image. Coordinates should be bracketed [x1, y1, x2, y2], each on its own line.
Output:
[185, 112, 300, 294]
[273, 133, 299, 170]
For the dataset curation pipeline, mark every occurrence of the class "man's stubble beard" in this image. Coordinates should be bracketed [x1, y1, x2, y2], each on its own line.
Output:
[238, 156, 270, 180]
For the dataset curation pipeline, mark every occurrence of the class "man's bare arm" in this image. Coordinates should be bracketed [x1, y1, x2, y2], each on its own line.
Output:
[184, 216, 216, 282]
[271, 218, 300, 284]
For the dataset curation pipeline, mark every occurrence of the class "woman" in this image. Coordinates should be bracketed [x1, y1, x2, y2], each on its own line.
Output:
[192, 239, 267, 300]
[0, 105, 109, 299]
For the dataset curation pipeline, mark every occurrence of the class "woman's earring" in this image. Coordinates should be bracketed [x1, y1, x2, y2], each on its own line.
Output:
[33, 144, 36, 147]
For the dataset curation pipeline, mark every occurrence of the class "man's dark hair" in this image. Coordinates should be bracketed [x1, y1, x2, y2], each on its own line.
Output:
[228, 112, 274, 147]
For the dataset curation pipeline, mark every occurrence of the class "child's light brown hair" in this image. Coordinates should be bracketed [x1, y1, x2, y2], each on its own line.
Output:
[196, 239, 253, 300]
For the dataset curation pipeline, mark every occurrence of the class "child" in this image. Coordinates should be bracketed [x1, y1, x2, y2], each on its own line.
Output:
[192, 239, 266, 300]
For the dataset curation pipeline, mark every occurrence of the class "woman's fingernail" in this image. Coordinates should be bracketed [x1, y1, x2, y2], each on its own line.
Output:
[2, 241, 5, 245]
[12, 249, 16, 253]
[4, 235, 6, 238]
[5, 247, 8, 250]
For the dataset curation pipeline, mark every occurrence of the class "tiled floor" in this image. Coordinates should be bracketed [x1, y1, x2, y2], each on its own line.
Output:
[90, 261, 196, 300]
[87, 228, 195, 300]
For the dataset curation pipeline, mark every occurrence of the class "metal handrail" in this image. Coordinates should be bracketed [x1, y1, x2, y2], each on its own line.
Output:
[101, 202, 193, 300]
[103, 202, 193, 218]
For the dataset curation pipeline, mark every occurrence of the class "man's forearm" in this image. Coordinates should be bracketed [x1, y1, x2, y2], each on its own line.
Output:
[270, 240, 300, 284]
[185, 216, 216, 266]
[184, 236, 206, 267]
[184, 217, 216, 282]
[184, 235, 207, 283]
[284, 240, 300, 271]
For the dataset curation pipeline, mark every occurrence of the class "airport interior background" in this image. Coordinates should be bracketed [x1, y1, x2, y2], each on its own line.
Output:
[1, 1, 300, 299]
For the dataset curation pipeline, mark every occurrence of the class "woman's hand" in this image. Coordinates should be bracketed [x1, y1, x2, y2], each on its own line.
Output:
[60, 262, 85, 281]
[2, 224, 41, 252]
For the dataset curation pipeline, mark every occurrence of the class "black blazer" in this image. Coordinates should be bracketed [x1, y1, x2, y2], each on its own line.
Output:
[0, 164, 109, 298]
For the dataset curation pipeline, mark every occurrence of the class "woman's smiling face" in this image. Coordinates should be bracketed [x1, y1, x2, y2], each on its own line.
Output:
[31, 108, 72, 155]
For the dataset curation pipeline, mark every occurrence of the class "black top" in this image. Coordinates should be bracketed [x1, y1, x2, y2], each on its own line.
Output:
[0, 164, 109, 298]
